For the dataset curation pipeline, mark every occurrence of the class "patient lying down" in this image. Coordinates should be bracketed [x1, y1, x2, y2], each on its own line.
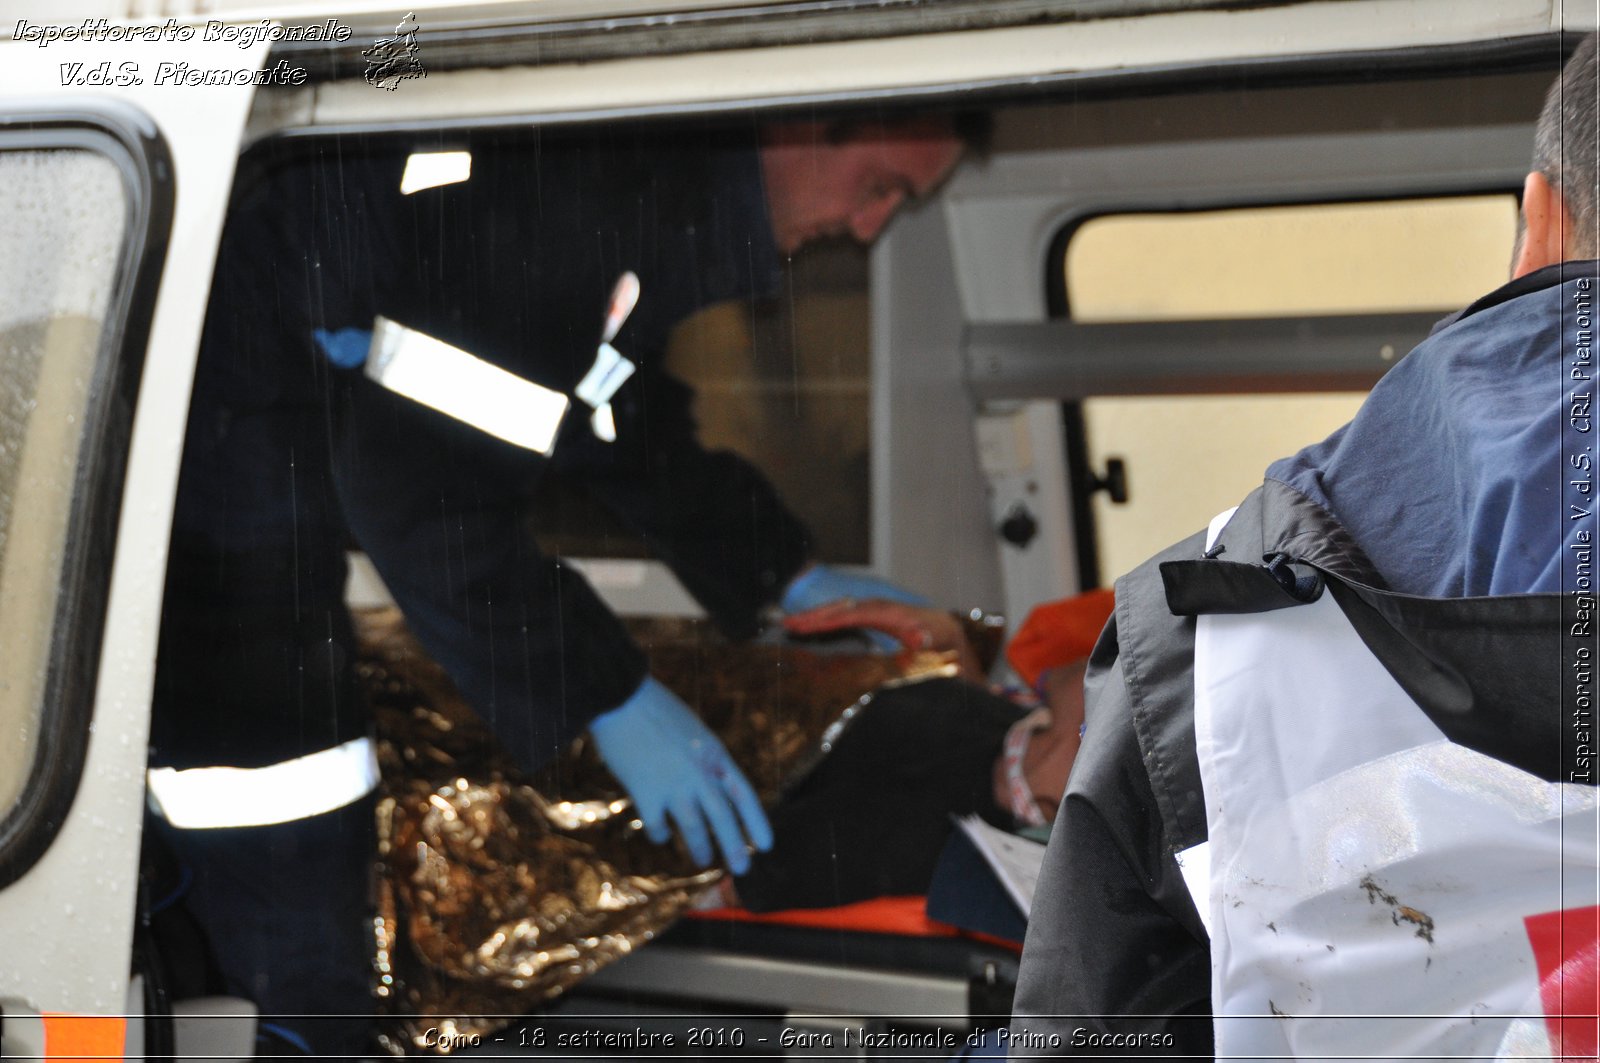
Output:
[727, 597, 1094, 910]
[357, 592, 1110, 1051]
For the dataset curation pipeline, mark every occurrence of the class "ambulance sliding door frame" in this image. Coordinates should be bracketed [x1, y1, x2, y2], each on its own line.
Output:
[0, 30, 266, 1021]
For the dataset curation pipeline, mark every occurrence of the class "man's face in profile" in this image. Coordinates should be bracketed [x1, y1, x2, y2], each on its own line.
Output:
[760, 119, 966, 255]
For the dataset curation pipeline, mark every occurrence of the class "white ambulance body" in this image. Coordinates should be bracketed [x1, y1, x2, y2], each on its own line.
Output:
[0, 0, 1589, 1053]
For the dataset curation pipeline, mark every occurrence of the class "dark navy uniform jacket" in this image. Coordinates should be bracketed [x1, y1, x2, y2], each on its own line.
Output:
[155, 130, 811, 771]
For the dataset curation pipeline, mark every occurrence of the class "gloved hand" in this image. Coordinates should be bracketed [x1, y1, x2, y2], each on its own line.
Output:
[783, 599, 983, 680]
[780, 563, 928, 612]
[780, 563, 929, 650]
[588, 677, 773, 874]
[313, 327, 373, 369]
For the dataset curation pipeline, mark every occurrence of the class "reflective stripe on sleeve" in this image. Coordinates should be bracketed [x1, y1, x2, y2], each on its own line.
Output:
[366, 316, 569, 454]
[147, 736, 379, 829]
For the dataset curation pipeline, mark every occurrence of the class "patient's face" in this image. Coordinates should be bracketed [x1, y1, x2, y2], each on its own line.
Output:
[760, 120, 965, 254]
[991, 659, 1089, 823]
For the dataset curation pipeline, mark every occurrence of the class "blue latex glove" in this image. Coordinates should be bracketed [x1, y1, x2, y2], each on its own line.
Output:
[780, 563, 928, 613]
[313, 327, 373, 369]
[781, 564, 929, 649]
[588, 677, 773, 874]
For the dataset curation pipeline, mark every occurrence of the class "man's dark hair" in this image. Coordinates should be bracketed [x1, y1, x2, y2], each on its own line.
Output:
[820, 109, 994, 158]
[948, 110, 995, 159]
[1533, 33, 1600, 257]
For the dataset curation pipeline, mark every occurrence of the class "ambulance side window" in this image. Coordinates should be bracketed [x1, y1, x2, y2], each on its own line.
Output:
[1059, 195, 1517, 581]
[0, 128, 157, 883]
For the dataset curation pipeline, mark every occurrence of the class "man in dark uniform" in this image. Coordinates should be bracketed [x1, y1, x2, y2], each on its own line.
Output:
[150, 116, 969, 1055]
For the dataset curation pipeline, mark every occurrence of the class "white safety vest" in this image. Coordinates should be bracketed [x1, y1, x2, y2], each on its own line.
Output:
[1180, 510, 1600, 1061]
[147, 736, 380, 830]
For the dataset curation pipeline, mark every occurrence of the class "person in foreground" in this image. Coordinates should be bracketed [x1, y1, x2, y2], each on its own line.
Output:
[1009, 35, 1600, 1060]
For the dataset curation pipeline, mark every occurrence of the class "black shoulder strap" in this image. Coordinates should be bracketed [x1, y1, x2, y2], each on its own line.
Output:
[1159, 487, 1581, 785]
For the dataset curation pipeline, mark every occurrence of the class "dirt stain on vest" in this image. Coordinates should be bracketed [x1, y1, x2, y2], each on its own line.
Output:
[1359, 874, 1436, 944]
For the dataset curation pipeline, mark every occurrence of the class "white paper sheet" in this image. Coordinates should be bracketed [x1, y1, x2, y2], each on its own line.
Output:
[955, 813, 1047, 916]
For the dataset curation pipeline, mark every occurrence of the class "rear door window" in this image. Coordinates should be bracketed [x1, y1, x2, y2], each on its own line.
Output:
[1064, 195, 1518, 322]
[1061, 194, 1518, 579]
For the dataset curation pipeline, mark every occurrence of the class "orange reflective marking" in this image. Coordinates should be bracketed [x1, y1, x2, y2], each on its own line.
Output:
[41, 1013, 125, 1061]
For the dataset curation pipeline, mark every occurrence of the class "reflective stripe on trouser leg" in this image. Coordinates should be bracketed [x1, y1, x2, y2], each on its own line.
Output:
[147, 736, 379, 829]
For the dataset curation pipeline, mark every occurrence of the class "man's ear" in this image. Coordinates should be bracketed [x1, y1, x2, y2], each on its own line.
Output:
[1512, 170, 1573, 278]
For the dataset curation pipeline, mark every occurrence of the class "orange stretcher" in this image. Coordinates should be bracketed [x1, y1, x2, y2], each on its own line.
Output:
[692, 896, 1023, 951]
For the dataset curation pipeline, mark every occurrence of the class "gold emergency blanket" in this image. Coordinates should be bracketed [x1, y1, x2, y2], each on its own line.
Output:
[357, 608, 1002, 1053]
